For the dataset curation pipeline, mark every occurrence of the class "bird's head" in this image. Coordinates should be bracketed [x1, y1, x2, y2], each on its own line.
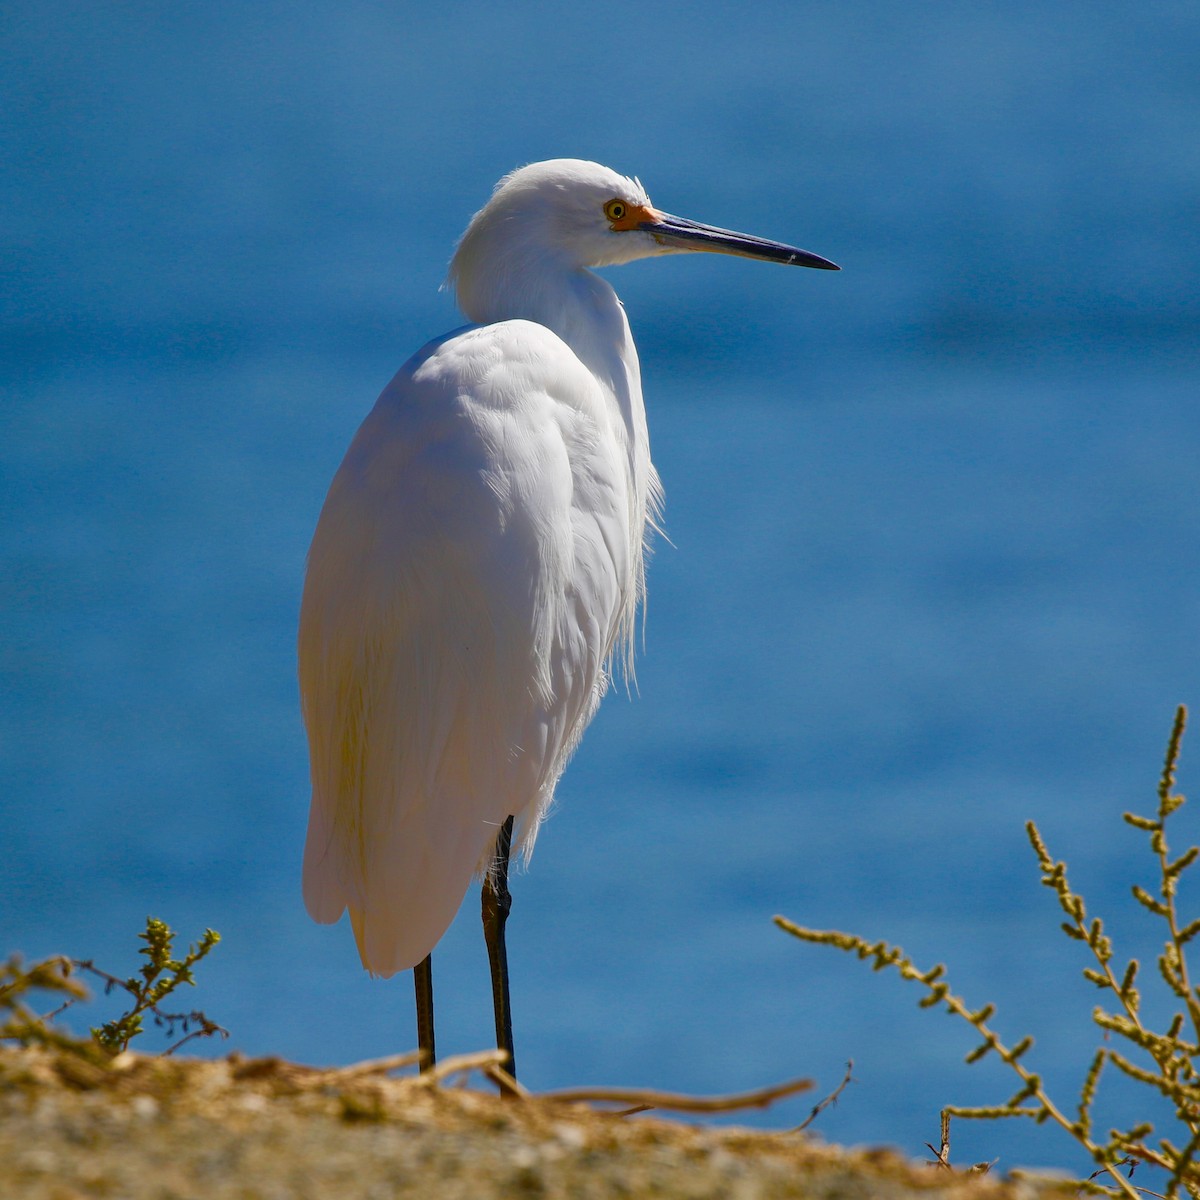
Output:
[448, 159, 838, 323]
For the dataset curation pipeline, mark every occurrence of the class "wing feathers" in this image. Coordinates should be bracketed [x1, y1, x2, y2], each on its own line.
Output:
[300, 323, 633, 975]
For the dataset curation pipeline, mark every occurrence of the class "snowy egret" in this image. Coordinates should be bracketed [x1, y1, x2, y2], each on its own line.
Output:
[299, 159, 838, 1080]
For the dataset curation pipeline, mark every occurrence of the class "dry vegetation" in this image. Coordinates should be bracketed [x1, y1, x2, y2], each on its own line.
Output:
[0, 1043, 1070, 1199]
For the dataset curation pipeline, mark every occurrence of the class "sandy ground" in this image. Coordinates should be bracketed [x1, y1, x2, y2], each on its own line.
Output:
[0, 1046, 1074, 1199]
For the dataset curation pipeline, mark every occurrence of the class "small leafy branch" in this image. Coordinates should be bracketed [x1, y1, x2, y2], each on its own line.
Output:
[776, 705, 1198, 1199]
[82, 918, 225, 1054]
[1, 917, 227, 1059]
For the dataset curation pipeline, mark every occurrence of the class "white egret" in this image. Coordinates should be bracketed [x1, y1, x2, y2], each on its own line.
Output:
[299, 159, 837, 1080]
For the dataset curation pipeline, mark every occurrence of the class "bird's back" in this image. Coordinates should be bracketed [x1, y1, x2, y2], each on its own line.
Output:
[299, 320, 637, 975]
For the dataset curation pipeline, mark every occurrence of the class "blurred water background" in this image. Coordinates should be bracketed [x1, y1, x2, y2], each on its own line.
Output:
[3, 0, 1199, 1173]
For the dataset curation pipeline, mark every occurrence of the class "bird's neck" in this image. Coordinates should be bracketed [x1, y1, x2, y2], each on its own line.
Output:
[459, 259, 631, 389]
[453, 259, 658, 668]
[538, 268, 641, 414]
[458, 259, 648, 471]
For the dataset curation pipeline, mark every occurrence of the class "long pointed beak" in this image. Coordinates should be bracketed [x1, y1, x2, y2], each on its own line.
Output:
[639, 212, 840, 270]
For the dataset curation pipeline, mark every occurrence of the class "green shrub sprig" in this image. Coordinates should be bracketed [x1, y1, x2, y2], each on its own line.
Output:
[777, 705, 1197, 1199]
[1, 917, 226, 1059]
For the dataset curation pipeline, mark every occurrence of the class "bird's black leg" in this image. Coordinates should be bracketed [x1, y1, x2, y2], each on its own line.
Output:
[482, 814, 517, 1089]
[413, 953, 436, 1072]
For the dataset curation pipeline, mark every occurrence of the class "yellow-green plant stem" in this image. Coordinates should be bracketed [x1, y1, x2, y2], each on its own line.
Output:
[773, 916, 1141, 1199]
[777, 705, 1200, 1199]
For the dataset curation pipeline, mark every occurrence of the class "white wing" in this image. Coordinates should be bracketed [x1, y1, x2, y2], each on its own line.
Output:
[299, 321, 634, 976]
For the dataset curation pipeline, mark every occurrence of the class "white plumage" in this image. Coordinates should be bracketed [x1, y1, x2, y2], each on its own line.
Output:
[299, 159, 836, 981]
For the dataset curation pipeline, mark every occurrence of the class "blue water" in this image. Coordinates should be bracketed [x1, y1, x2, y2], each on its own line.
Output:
[4, 0, 1199, 1176]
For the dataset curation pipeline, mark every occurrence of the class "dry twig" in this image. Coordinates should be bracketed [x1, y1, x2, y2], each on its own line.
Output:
[538, 1073, 812, 1114]
[794, 1060, 853, 1133]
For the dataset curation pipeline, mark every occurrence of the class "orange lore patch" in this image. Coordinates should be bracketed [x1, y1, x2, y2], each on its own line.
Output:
[608, 201, 663, 231]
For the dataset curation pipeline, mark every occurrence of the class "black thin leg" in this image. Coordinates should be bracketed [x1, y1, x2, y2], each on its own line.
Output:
[414, 953, 436, 1072]
[482, 814, 517, 1087]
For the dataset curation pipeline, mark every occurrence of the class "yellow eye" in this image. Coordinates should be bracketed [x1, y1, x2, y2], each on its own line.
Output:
[603, 199, 627, 223]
